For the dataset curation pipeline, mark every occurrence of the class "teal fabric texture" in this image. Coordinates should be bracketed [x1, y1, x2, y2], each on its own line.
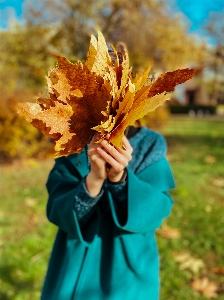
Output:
[41, 128, 175, 300]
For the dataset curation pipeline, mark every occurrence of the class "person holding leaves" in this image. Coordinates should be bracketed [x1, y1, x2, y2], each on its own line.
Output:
[41, 125, 175, 300]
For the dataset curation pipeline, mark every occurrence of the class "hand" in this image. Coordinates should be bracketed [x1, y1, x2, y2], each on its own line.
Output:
[97, 135, 133, 183]
[87, 133, 107, 181]
[85, 133, 107, 196]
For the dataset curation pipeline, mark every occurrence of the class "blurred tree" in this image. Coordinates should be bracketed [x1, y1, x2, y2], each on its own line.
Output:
[205, 11, 224, 104]
[97, 0, 206, 71]
[0, 23, 56, 161]
[0, 0, 208, 161]
[23, 0, 205, 71]
[0, 23, 56, 92]
[23, 0, 100, 61]
[0, 90, 52, 162]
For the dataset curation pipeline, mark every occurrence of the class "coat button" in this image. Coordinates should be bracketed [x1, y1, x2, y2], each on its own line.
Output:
[76, 161, 81, 166]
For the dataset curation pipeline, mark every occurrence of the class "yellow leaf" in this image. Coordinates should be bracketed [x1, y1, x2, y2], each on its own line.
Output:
[85, 31, 112, 78]
[174, 251, 205, 275]
[18, 31, 198, 156]
[132, 62, 152, 92]
[114, 79, 135, 126]
[109, 93, 168, 147]
[17, 101, 75, 155]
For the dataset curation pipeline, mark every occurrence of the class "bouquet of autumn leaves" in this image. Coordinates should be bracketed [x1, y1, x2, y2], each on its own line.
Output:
[18, 32, 197, 157]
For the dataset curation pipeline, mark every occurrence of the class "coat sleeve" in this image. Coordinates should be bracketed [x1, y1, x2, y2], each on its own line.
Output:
[46, 157, 102, 246]
[108, 158, 175, 233]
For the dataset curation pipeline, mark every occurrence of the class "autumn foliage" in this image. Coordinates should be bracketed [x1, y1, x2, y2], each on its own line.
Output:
[18, 32, 197, 157]
[0, 91, 52, 163]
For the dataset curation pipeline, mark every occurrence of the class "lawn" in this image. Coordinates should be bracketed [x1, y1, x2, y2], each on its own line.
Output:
[0, 116, 223, 299]
[159, 116, 224, 299]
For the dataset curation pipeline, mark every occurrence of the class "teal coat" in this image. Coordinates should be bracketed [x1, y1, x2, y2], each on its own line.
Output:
[41, 147, 175, 300]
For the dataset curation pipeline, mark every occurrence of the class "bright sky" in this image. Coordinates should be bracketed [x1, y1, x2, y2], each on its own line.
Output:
[175, 0, 224, 31]
[0, 0, 223, 36]
[0, 0, 25, 28]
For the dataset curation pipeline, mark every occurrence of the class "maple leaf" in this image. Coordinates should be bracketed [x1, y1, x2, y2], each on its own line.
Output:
[211, 267, 224, 275]
[191, 278, 219, 298]
[174, 251, 205, 275]
[109, 68, 197, 147]
[205, 155, 217, 164]
[18, 56, 111, 156]
[156, 224, 181, 239]
[18, 31, 197, 156]
[211, 178, 224, 187]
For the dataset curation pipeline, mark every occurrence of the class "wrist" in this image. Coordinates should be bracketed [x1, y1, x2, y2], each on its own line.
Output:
[85, 172, 105, 197]
[107, 169, 126, 183]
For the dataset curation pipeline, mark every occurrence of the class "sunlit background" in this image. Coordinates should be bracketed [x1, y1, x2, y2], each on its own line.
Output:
[0, 0, 224, 299]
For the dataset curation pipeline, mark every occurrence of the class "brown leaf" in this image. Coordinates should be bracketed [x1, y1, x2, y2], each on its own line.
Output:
[109, 68, 196, 147]
[113, 43, 130, 107]
[191, 278, 219, 298]
[211, 267, 224, 275]
[205, 155, 217, 164]
[109, 93, 168, 147]
[146, 68, 198, 98]
[156, 224, 181, 239]
[18, 56, 111, 156]
[212, 178, 224, 187]
[18, 31, 197, 156]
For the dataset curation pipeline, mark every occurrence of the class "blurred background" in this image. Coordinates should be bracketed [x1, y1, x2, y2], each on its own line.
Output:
[0, 0, 223, 299]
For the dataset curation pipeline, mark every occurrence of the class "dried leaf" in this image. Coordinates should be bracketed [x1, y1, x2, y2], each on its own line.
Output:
[113, 43, 130, 107]
[17, 101, 76, 156]
[146, 68, 198, 98]
[174, 252, 205, 275]
[191, 278, 219, 298]
[211, 267, 224, 275]
[18, 56, 111, 156]
[18, 31, 197, 156]
[205, 155, 217, 164]
[85, 32, 112, 78]
[156, 224, 181, 239]
[212, 178, 224, 187]
[132, 62, 153, 92]
[109, 93, 168, 147]
[24, 197, 37, 207]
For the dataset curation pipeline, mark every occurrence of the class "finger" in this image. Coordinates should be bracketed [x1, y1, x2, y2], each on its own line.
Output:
[97, 147, 125, 173]
[89, 150, 107, 170]
[88, 133, 103, 152]
[105, 133, 110, 140]
[114, 145, 132, 161]
[122, 135, 133, 154]
[91, 153, 106, 164]
[88, 144, 104, 160]
[100, 140, 129, 166]
[92, 132, 101, 143]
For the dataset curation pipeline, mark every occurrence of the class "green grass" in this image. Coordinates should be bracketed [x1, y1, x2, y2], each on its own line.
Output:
[0, 116, 224, 299]
[158, 116, 224, 299]
[0, 159, 56, 300]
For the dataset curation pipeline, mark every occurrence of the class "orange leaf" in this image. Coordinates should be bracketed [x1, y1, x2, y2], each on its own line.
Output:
[18, 31, 198, 156]
[109, 93, 168, 147]
[18, 56, 111, 156]
[211, 267, 224, 275]
[191, 278, 219, 298]
[156, 224, 181, 239]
